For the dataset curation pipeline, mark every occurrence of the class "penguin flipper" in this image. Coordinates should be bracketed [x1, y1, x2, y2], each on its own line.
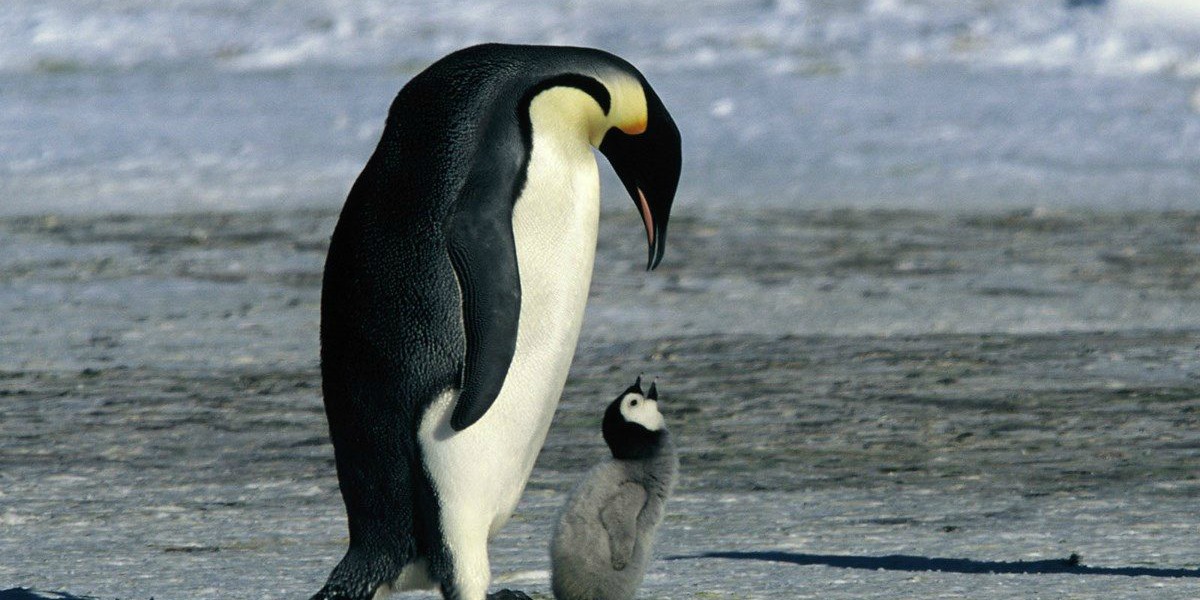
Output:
[600, 482, 648, 570]
[444, 187, 521, 432]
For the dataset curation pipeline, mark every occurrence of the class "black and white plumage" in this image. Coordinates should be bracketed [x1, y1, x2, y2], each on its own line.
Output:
[551, 378, 679, 600]
[313, 44, 682, 600]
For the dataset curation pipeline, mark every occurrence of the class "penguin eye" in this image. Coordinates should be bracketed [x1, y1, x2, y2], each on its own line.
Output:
[630, 399, 639, 407]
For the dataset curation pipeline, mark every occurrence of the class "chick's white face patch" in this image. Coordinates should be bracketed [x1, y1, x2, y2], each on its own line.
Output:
[620, 392, 664, 431]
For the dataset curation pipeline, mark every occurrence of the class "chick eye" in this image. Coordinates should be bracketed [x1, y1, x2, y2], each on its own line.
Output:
[630, 399, 639, 407]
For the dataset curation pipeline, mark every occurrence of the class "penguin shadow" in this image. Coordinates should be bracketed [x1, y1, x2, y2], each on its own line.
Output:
[668, 551, 1200, 579]
[0, 590, 102, 600]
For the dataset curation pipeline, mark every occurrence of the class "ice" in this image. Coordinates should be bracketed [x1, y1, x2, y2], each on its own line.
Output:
[4, 1, 1199, 76]
[2, 1, 1200, 216]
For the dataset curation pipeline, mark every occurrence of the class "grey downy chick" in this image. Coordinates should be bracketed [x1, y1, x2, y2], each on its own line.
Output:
[551, 377, 679, 600]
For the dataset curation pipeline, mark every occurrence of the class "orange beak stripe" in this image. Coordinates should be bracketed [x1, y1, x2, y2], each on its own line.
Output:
[636, 187, 654, 247]
[620, 117, 647, 135]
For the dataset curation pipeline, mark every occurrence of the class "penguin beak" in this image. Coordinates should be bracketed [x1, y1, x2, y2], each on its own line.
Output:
[598, 84, 681, 271]
[635, 184, 670, 271]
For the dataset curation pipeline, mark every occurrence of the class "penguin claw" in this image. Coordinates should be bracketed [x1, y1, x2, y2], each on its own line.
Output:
[486, 590, 533, 600]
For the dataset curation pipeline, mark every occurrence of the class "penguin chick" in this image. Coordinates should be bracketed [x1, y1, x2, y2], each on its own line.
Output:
[551, 378, 678, 600]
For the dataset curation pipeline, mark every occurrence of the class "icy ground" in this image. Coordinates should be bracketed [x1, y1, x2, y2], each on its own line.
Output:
[1, 209, 1198, 599]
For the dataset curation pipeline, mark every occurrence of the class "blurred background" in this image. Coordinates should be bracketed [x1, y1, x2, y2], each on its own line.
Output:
[3, 0, 1200, 216]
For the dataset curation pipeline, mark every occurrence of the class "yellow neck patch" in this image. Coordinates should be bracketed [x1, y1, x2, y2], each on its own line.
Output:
[525, 72, 649, 147]
[601, 74, 649, 139]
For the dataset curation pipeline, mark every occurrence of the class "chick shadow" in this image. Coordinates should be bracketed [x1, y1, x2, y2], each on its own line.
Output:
[671, 551, 1200, 578]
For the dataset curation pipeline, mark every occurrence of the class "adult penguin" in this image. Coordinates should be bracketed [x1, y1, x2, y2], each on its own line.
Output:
[312, 44, 681, 600]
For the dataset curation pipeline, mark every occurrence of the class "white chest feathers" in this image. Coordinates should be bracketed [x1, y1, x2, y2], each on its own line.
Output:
[417, 86, 603, 542]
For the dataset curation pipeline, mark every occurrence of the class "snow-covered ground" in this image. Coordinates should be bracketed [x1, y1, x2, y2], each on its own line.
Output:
[3, 0, 1200, 215]
[1, 210, 1198, 598]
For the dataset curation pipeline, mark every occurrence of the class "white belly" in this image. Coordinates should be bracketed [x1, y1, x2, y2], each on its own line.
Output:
[418, 120, 601, 548]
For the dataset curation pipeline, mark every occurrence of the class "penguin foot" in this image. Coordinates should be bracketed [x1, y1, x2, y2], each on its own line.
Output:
[486, 590, 532, 600]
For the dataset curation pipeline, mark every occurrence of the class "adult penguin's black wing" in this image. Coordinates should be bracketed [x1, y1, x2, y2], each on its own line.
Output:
[443, 104, 529, 432]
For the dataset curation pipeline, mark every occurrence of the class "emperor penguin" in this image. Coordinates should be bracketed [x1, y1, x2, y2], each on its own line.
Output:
[550, 378, 678, 600]
[313, 44, 682, 600]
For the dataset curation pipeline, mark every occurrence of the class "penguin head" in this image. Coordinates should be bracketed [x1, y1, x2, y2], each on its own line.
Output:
[494, 45, 679, 271]
[603, 376, 667, 460]
[596, 76, 681, 271]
